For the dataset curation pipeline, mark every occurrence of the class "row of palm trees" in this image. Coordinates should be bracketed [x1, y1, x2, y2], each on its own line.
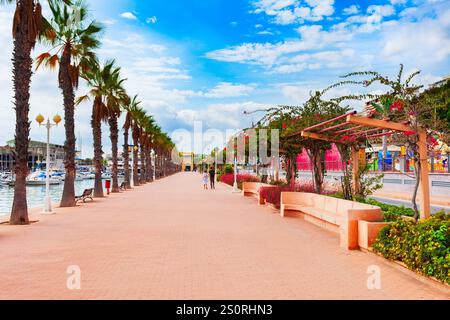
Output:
[4, 0, 178, 225]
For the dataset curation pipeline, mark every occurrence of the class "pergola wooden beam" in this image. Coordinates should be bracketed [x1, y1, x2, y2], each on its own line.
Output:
[334, 125, 364, 135]
[347, 114, 413, 132]
[301, 131, 338, 143]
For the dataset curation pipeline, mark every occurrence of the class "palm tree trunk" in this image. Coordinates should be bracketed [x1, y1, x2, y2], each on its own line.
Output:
[108, 114, 120, 193]
[146, 146, 152, 182]
[132, 125, 140, 187]
[59, 46, 76, 207]
[10, 0, 35, 225]
[140, 144, 146, 184]
[123, 128, 131, 189]
[92, 98, 104, 198]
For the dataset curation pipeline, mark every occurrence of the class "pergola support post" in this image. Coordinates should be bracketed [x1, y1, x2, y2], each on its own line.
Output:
[418, 130, 431, 220]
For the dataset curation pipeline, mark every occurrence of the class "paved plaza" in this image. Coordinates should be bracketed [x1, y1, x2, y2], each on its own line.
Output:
[0, 173, 448, 299]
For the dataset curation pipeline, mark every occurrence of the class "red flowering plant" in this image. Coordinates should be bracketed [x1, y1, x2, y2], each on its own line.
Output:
[220, 173, 260, 189]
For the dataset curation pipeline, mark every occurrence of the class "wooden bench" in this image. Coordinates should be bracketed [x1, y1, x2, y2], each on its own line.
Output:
[75, 188, 94, 203]
[280, 192, 382, 250]
[242, 182, 271, 205]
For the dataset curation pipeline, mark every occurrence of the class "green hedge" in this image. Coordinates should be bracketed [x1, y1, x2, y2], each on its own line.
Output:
[331, 194, 415, 222]
[373, 212, 450, 285]
[361, 198, 415, 221]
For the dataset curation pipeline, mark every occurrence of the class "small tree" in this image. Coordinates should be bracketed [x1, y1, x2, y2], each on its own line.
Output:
[331, 65, 449, 221]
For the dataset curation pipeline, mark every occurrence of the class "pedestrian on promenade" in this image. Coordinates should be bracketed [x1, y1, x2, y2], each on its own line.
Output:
[202, 171, 209, 190]
[209, 166, 216, 190]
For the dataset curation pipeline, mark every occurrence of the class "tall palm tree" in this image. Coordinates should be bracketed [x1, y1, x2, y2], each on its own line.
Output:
[107, 80, 128, 193]
[77, 60, 125, 197]
[143, 118, 158, 183]
[123, 95, 140, 189]
[131, 106, 145, 187]
[2, 0, 68, 225]
[36, 0, 102, 206]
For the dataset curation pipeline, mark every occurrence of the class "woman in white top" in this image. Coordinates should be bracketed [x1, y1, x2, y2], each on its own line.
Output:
[202, 171, 209, 190]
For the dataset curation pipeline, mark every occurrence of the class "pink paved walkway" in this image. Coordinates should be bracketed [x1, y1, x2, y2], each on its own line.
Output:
[0, 172, 448, 300]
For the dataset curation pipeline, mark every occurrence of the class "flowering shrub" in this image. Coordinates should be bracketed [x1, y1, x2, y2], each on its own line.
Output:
[220, 173, 260, 189]
[373, 212, 450, 284]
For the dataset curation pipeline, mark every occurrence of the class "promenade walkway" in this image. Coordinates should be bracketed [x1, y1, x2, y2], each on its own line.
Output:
[0, 173, 448, 299]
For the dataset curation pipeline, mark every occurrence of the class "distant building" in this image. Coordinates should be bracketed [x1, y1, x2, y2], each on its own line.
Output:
[0, 140, 68, 171]
[181, 152, 194, 172]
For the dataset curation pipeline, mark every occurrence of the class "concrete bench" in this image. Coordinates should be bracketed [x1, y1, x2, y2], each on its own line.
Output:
[242, 182, 271, 205]
[280, 192, 383, 250]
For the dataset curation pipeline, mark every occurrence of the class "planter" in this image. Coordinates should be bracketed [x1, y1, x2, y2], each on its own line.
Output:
[358, 220, 391, 250]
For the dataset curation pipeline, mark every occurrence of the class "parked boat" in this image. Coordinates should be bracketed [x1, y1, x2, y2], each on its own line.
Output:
[25, 172, 62, 186]
[102, 172, 112, 179]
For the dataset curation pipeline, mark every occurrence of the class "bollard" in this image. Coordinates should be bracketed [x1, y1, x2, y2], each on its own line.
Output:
[105, 179, 111, 195]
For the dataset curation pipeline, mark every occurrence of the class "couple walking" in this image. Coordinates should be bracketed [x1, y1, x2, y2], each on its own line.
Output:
[202, 167, 216, 190]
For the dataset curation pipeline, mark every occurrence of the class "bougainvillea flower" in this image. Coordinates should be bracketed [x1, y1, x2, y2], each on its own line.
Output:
[282, 123, 287, 129]
[389, 100, 405, 112]
[404, 131, 416, 136]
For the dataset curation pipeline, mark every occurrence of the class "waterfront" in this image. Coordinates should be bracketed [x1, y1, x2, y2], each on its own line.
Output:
[0, 179, 116, 216]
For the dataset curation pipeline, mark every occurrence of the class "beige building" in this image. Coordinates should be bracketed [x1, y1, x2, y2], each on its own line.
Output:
[181, 152, 194, 172]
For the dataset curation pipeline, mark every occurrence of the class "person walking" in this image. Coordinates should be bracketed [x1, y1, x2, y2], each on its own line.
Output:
[202, 170, 209, 190]
[209, 166, 216, 190]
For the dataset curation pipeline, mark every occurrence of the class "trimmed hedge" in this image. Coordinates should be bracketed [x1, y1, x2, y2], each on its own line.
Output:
[373, 212, 450, 285]
[361, 198, 415, 222]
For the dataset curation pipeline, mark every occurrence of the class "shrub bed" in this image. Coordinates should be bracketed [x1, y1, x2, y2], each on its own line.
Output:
[361, 198, 415, 221]
[259, 181, 335, 208]
[373, 212, 450, 285]
[220, 173, 260, 189]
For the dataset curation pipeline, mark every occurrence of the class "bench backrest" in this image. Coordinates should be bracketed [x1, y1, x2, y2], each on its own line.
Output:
[282, 192, 379, 216]
[83, 189, 93, 196]
[242, 182, 270, 192]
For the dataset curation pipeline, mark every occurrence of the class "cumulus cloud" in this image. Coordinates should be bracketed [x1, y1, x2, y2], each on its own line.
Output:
[342, 5, 360, 15]
[120, 12, 138, 20]
[251, 0, 335, 24]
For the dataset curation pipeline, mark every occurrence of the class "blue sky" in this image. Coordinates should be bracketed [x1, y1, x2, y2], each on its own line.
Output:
[0, 0, 449, 154]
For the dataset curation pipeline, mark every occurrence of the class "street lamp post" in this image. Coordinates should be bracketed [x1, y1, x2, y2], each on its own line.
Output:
[36, 114, 61, 214]
[232, 152, 239, 193]
[214, 150, 218, 181]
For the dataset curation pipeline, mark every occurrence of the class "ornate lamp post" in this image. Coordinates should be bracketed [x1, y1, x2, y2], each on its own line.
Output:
[232, 150, 239, 193]
[36, 114, 61, 214]
[130, 145, 138, 187]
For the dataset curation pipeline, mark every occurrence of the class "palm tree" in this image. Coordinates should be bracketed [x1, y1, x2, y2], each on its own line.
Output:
[107, 81, 128, 193]
[123, 95, 140, 189]
[131, 106, 145, 187]
[77, 60, 125, 197]
[36, 0, 102, 206]
[2, 0, 69, 224]
[143, 118, 158, 183]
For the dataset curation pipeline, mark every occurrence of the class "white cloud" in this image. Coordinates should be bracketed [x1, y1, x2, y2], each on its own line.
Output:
[342, 5, 360, 15]
[120, 12, 137, 20]
[367, 5, 395, 17]
[203, 83, 255, 98]
[146, 16, 157, 24]
[175, 101, 268, 129]
[251, 0, 335, 24]
[390, 0, 408, 5]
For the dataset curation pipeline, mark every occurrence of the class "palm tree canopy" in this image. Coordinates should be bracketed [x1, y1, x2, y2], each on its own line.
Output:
[35, 0, 102, 88]
[77, 59, 128, 122]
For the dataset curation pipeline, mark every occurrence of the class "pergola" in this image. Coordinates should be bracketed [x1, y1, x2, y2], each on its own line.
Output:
[300, 111, 431, 220]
